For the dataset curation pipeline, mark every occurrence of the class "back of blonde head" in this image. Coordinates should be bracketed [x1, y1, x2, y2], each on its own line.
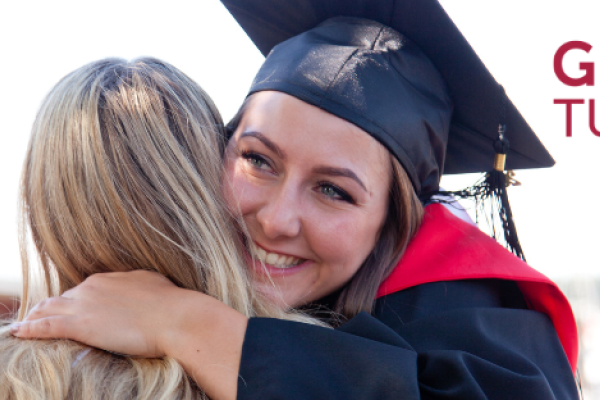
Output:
[0, 58, 316, 400]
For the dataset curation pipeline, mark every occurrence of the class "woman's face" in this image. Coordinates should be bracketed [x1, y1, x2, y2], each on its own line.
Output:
[223, 91, 391, 307]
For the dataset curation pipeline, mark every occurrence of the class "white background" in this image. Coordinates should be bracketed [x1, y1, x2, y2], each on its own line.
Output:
[0, 0, 599, 289]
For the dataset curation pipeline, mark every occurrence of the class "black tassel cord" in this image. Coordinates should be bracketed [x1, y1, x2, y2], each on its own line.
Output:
[431, 87, 526, 261]
[437, 133, 525, 261]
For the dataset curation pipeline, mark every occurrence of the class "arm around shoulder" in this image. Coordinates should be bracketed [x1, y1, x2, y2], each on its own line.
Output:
[162, 289, 248, 400]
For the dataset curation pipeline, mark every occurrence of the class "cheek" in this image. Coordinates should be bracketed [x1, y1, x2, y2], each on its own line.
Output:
[310, 213, 382, 276]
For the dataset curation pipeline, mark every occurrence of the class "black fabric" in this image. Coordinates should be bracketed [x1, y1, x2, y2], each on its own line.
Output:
[220, 0, 555, 178]
[237, 280, 578, 399]
[248, 17, 452, 194]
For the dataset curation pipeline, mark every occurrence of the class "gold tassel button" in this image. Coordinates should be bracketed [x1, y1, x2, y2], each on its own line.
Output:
[493, 153, 507, 172]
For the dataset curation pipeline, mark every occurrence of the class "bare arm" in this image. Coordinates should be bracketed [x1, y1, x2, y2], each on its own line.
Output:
[11, 270, 247, 400]
[164, 288, 248, 400]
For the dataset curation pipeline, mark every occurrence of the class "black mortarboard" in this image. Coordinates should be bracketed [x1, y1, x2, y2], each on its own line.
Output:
[220, 0, 555, 197]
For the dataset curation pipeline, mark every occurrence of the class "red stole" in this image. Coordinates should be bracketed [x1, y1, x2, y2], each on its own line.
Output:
[377, 203, 578, 375]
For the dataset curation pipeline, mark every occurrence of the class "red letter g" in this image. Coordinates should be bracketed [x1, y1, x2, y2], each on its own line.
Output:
[554, 41, 594, 86]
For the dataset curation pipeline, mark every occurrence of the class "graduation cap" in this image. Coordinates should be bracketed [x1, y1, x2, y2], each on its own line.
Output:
[221, 0, 549, 259]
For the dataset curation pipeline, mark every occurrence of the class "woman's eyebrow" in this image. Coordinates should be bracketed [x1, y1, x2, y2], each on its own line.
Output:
[313, 166, 367, 192]
[239, 131, 287, 160]
[238, 131, 366, 191]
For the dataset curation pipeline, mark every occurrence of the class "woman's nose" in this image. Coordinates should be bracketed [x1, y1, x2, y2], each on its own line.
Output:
[255, 185, 302, 239]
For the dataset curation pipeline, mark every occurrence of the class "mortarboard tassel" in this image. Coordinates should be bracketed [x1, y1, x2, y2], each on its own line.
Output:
[435, 133, 525, 261]
[434, 88, 526, 261]
[477, 132, 525, 261]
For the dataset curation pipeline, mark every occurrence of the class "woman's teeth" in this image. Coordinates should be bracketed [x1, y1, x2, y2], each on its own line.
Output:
[252, 244, 303, 268]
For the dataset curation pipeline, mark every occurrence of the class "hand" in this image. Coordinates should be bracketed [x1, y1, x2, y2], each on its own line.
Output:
[11, 270, 182, 357]
[11, 270, 248, 400]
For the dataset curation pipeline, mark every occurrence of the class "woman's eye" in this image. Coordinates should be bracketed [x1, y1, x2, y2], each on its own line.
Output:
[318, 183, 354, 203]
[241, 151, 270, 170]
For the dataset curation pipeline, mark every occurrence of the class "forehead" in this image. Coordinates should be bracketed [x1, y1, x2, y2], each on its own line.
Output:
[239, 91, 391, 178]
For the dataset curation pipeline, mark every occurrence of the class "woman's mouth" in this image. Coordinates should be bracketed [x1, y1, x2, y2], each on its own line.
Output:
[248, 242, 305, 269]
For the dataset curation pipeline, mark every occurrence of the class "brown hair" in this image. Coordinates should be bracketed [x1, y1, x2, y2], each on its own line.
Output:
[333, 156, 423, 318]
[227, 95, 424, 321]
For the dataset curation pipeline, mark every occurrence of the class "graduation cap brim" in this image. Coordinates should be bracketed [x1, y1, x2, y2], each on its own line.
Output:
[220, 0, 554, 174]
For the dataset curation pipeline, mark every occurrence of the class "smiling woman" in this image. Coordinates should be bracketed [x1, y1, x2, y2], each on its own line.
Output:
[215, 1, 579, 398]
[224, 91, 422, 312]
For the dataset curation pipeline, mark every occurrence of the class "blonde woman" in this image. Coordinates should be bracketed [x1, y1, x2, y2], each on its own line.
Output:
[0, 57, 318, 400]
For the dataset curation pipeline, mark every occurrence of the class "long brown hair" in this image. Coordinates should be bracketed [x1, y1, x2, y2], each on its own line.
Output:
[333, 156, 423, 318]
[1, 57, 319, 400]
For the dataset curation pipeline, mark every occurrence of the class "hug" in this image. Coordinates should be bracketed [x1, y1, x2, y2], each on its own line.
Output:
[3, 0, 579, 399]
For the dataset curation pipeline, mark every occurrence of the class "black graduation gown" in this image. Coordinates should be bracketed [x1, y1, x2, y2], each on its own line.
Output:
[236, 204, 579, 399]
[237, 279, 578, 399]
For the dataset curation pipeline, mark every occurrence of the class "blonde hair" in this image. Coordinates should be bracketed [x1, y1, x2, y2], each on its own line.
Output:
[0, 57, 318, 400]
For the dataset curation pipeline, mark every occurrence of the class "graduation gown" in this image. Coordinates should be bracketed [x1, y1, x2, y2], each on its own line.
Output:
[237, 204, 579, 399]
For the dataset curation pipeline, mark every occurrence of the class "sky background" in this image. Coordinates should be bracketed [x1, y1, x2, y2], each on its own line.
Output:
[1, 0, 599, 294]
